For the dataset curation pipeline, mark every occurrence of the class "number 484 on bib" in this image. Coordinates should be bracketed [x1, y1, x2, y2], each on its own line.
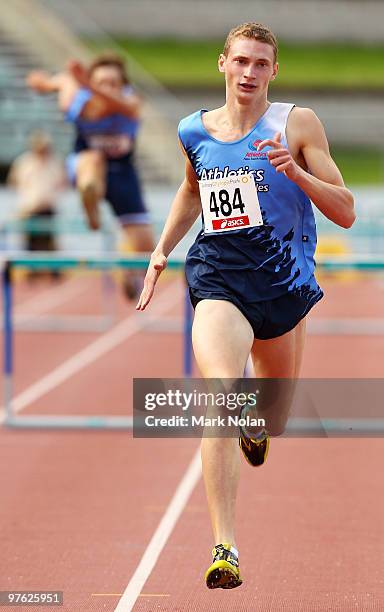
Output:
[199, 173, 264, 233]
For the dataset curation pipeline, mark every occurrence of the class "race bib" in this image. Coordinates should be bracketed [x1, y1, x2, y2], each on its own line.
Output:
[199, 173, 263, 233]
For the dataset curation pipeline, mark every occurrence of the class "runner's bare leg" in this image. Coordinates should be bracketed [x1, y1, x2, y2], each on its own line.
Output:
[76, 150, 106, 230]
[192, 299, 253, 546]
[193, 302, 306, 545]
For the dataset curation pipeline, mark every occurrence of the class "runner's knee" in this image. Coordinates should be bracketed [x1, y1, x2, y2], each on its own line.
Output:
[78, 150, 105, 173]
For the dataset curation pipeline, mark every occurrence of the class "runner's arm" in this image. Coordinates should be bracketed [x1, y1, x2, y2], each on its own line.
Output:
[259, 108, 355, 228]
[26, 70, 79, 112]
[155, 155, 201, 257]
[26, 70, 63, 94]
[293, 108, 355, 228]
[136, 147, 201, 311]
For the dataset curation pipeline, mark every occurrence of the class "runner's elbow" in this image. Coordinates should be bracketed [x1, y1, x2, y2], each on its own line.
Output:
[341, 208, 356, 229]
[341, 191, 355, 229]
[182, 176, 199, 197]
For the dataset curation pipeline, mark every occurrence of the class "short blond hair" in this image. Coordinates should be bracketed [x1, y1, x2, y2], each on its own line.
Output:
[223, 22, 278, 62]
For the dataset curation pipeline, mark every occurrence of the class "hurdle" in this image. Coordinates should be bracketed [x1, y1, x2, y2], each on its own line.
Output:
[312, 254, 384, 335]
[1, 253, 190, 429]
[316, 253, 384, 271]
[2, 253, 383, 431]
[0, 216, 118, 332]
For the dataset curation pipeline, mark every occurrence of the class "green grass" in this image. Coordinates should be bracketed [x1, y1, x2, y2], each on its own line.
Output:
[331, 147, 384, 185]
[86, 38, 384, 90]
[277, 43, 384, 90]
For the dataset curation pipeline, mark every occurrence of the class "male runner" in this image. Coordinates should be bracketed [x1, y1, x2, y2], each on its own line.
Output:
[137, 23, 355, 588]
[27, 53, 154, 298]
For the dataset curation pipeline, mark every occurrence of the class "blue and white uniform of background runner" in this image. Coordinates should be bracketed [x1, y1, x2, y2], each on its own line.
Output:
[65, 87, 149, 225]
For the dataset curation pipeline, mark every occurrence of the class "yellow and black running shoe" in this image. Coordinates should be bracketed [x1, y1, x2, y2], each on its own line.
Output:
[239, 416, 270, 467]
[205, 543, 242, 589]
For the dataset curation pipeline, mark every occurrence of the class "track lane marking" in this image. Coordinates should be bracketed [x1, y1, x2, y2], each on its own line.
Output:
[114, 448, 201, 612]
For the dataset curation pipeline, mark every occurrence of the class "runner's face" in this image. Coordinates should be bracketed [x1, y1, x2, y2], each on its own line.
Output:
[90, 66, 124, 94]
[219, 38, 277, 101]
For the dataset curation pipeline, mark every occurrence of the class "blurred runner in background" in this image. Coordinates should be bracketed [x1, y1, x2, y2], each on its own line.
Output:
[26, 53, 154, 299]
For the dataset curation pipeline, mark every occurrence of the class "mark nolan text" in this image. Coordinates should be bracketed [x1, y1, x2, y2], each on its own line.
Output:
[144, 415, 266, 427]
[192, 415, 266, 427]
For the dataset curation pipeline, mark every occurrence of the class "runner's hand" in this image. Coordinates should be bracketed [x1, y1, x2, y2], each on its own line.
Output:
[257, 132, 300, 181]
[26, 70, 49, 91]
[136, 253, 168, 311]
[66, 60, 90, 88]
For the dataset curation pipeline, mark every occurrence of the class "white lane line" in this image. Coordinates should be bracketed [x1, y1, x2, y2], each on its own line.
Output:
[114, 448, 201, 612]
[0, 280, 180, 424]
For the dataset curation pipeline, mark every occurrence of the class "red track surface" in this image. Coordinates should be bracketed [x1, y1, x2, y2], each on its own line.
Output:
[1, 272, 384, 611]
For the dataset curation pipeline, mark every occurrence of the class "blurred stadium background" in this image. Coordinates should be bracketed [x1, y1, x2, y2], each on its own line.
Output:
[0, 0, 383, 255]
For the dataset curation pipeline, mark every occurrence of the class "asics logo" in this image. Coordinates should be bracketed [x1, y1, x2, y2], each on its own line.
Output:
[212, 215, 249, 230]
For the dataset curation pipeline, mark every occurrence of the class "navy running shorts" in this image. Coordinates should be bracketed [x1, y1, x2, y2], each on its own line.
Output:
[66, 153, 150, 225]
[189, 279, 323, 340]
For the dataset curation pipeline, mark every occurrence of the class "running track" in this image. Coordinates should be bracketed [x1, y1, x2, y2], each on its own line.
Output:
[1, 271, 384, 611]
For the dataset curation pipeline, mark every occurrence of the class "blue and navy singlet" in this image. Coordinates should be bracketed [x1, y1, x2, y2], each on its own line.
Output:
[66, 87, 140, 161]
[65, 87, 149, 223]
[178, 103, 320, 303]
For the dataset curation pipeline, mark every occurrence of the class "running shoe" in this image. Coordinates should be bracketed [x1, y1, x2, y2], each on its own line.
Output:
[205, 543, 242, 589]
[238, 405, 270, 467]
